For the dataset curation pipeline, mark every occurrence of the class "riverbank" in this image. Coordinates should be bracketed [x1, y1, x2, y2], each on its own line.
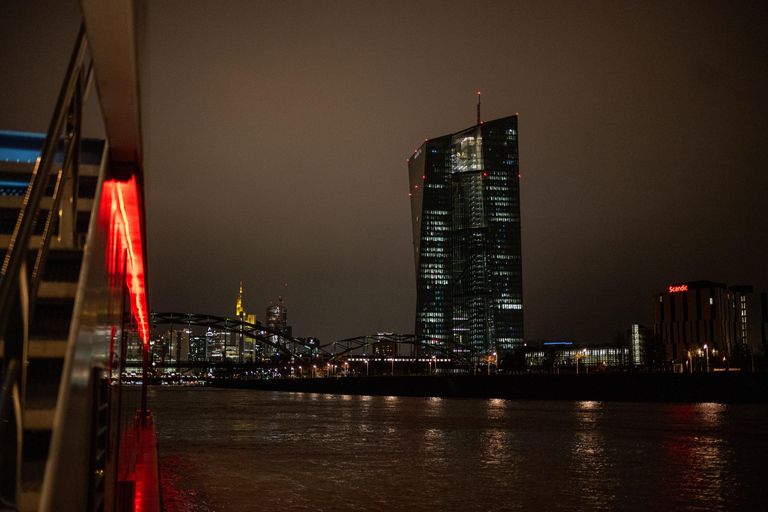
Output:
[210, 372, 768, 403]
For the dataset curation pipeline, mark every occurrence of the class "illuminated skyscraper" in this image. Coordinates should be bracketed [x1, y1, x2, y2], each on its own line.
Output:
[234, 281, 256, 362]
[408, 113, 523, 355]
[266, 296, 289, 335]
[234, 281, 256, 325]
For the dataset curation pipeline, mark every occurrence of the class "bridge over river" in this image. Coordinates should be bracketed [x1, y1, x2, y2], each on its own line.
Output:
[139, 312, 486, 380]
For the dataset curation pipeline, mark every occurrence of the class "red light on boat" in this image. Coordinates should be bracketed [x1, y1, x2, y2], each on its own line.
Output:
[102, 176, 149, 344]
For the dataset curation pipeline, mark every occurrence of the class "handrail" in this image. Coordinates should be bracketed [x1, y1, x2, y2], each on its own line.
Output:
[0, 358, 20, 437]
[0, 24, 91, 510]
[0, 359, 21, 509]
[29, 63, 93, 313]
[0, 24, 88, 339]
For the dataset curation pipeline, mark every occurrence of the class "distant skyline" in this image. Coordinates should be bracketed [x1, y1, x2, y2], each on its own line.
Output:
[1, 0, 767, 343]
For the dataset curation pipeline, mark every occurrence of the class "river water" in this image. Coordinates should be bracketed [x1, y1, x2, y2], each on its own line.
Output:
[150, 387, 768, 511]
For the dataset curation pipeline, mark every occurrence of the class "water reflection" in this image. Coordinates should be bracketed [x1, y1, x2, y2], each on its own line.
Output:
[151, 389, 767, 512]
[573, 401, 604, 456]
[481, 429, 505, 466]
[480, 399, 510, 466]
[662, 403, 732, 509]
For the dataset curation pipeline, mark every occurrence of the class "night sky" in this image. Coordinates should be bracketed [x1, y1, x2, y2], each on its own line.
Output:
[2, 1, 767, 344]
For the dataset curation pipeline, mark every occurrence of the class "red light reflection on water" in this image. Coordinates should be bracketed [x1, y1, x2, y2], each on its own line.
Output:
[160, 455, 214, 512]
[663, 403, 729, 506]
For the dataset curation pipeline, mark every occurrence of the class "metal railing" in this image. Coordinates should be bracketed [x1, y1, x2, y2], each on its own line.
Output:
[0, 24, 94, 509]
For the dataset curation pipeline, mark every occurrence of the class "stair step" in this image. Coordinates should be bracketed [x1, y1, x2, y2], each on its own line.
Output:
[36, 281, 78, 299]
[24, 360, 63, 410]
[0, 338, 69, 358]
[24, 408, 55, 431]
[29, 300, 74, 339]
[16, 488, 41, 512]
[21, 430, 51, 464]
[28, 338, 68, 358]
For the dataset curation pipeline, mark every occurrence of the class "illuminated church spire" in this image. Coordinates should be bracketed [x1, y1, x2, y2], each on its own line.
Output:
[236, 281, 244, 317]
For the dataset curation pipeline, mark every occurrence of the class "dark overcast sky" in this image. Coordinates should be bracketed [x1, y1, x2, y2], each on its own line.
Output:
[2, 1, 767, 344]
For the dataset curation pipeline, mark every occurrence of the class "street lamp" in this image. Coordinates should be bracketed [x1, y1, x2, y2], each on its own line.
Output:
[365, 359, 369, 376]
[704, 344, 709, 372]
[575, 348, 587, 374]
[432, 355, 437, 375]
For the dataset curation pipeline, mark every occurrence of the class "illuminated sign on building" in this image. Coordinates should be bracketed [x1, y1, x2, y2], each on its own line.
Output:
[669, 284, 688, 293]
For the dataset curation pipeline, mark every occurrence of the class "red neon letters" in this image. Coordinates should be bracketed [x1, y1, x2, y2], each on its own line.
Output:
[669, 284, 688, 293]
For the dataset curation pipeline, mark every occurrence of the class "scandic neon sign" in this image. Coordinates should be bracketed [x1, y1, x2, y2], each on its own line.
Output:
[669, 284, 688, 293]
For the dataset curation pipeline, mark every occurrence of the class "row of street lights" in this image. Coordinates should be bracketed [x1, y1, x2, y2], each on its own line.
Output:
[288, 353, 509, 378]
[686, 344, 726, 372]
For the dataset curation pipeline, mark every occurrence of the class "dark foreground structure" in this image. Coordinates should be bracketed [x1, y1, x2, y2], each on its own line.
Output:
[1, 3, 158, 511]
[212, 372, 768, 404]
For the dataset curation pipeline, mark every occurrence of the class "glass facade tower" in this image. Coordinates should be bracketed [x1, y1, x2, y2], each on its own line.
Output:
[408, 115, 523, 355]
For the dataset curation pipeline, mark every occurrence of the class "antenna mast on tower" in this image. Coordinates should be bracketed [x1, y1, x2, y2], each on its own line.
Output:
[477, 91, 481, 124]
[236, 281, 244, 317]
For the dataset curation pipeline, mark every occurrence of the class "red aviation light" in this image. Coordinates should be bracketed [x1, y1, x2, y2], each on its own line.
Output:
[669, 284, 688, 293]
[102, 176, 149, 344]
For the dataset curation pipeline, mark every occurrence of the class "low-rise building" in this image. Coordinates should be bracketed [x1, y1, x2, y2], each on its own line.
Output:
[653, 281, 767, 370]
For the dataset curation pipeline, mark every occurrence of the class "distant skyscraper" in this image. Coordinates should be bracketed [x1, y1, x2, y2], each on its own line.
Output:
[408, 113, 523, 355]
[234, 281, 256, 324]
[235, 281, 255, 362]
[266, 296, 291, 354]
